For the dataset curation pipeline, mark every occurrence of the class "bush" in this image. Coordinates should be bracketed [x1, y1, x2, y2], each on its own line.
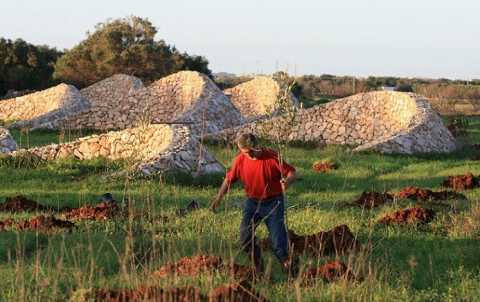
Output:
[54, 16, 211, 88]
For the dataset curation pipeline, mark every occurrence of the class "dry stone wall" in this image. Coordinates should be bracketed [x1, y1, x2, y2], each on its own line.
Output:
[224, 76, 299, 121]
[207, 91, 456, 154]
[0, 127, 17, 153]
[59, 71, 245, 135]
[58, 74, 145, 130]
[14, 125, 224, 176]
[0, 84, 89, 129]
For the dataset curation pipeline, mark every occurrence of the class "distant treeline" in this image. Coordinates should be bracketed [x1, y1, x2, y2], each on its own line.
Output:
[216, 73, 480, 101]
[0, 16, 211, 96]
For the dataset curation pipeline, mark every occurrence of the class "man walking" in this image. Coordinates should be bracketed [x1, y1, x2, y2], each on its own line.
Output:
[209, 133, 297, 276]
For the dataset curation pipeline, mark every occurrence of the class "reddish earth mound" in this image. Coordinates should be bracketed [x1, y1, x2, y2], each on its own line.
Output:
[0, 195, 48, 212]
[378, 207, 435, 225]
[442, 173, 480, 191]
[63, 202, 119, 220]
[397, 186, 464, 201]
[262, 225, 359, 256]
[153, 255, 253, 280]
[154, 255, 223, 278]
[312, 161, 338, 173]
[302, 260, 354, 283]
[0, 215, 74, 231]
[353, 191, 394, 208]
[91, 286, 205, 302]
[209, 280, 268, 302]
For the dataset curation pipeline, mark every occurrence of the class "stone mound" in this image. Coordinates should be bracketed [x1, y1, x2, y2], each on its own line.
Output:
[0, 127, 17, 153]
[224, 76, 298, 121]
[0, 84, 89, 129]
[208, 91, 456, 154]
[59, 74, 145, 130]
[60, 71, 245, 134]
[12, 124, 224, 176]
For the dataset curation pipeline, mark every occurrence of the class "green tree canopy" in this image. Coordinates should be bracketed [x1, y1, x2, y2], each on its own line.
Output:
[0, 38, 62, 96]
[54, 16, 211, 88]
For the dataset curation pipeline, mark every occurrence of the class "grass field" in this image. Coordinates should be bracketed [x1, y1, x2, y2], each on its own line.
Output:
[1, 119, 480, 301]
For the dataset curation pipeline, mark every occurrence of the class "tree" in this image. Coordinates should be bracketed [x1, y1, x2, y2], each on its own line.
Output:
[54, 16, 211, 88]
[0, 38, 62, 96]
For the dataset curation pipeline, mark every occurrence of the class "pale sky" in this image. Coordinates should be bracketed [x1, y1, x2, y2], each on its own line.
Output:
[1, 0, 479, 79]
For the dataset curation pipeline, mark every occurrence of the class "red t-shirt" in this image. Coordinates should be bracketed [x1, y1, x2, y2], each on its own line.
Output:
[225, 148, 296, 200]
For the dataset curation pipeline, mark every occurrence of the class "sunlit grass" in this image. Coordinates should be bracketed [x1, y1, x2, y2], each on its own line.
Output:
[0, 122, 480, 301]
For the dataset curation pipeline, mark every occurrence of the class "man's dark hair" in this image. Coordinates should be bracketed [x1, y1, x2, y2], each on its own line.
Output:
[236, 133, 258, 149]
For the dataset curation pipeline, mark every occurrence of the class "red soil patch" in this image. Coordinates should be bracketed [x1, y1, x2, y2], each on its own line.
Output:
[91, 286, 205, 302]
[353, 191, 394, 209]
[153, 255, 253, 280]
[397, 186, 464, 201]
[154, 255, 223, 278]
[302, 260, 354, 283]
[262, 225, 359, 256]
[378, 207, 435, 225]
[209, 280, 268, 302]
[312, 161, 338, 173]
[0, 215, 74, 232]
[0, 195, 48, 212]
[442, 173, 480, 191]
[62, 202, 120, 221]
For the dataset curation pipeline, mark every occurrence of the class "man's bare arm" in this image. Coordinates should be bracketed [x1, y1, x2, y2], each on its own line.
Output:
[209, 178, 230, 211]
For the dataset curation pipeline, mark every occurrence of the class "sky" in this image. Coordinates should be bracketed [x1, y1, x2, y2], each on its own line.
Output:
[1, 0, 479, 79]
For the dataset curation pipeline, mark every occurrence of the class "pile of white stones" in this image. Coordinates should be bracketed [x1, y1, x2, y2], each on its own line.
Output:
[1, 84, 89, 129]
[206, 91, 457, 154]
[14, 124, 224, 176]
[0, 127, 17, 154]
[224, 76, 299, 121]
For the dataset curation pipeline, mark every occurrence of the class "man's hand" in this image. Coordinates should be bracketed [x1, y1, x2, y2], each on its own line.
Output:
[209, 197, 221, 213]
[281, 171, 296, 192]
[280, 178, 288, 192]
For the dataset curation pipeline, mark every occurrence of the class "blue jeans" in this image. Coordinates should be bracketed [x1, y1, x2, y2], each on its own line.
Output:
[240, 195, 289, 263]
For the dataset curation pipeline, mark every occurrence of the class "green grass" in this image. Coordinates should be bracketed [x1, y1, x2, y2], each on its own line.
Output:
[300, 95, 338, 108]
[1, 124, 480, 301]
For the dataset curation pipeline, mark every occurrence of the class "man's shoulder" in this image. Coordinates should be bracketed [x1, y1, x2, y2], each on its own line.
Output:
[262, 148, 279, 159]
[232, 152, 245, 165]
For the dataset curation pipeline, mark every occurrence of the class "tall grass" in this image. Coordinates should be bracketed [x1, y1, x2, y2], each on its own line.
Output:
[0, 124, 480, 301]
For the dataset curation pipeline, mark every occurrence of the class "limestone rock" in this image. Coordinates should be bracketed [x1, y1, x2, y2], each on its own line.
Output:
[12, 125, 224, 176]
[0, 127, 17, 153]
[59, 71, 245, 135]
[206, 91, 456, 154]
[0, 84, 89, 129]
[224, 76, 299, 121]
